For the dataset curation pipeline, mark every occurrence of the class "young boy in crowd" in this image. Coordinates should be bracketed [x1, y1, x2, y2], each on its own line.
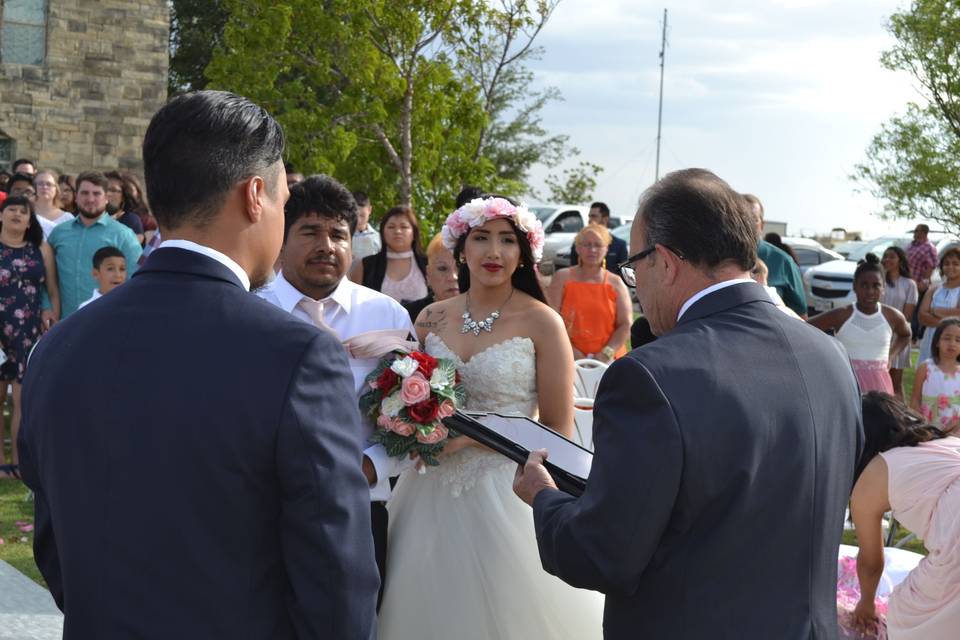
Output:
[78, 246, 127, 309]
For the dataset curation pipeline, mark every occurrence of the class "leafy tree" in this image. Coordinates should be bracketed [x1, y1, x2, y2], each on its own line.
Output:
[168, 0, 229, 96]
[202, 0, 600, 238]
[543, 160, 603, 204]
[853, 0, 960, 232]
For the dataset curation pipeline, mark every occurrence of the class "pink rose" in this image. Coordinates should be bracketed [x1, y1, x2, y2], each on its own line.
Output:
[938, 395, 950, 410]
[400, 372, 432, 405]
[437, 399, 456, 419]
[485, 197, 514, 219]
[416, 423, 448, 445]
[392, 419, 415, 437]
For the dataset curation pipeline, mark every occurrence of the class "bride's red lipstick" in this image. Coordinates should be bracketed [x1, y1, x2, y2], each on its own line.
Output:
[481, 263, 503, 272]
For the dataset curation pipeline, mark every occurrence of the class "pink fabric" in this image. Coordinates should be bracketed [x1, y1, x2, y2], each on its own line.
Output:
[851, 359, 894, 394]
[879, 437, 960, 639]
[342, 329, 418, 359]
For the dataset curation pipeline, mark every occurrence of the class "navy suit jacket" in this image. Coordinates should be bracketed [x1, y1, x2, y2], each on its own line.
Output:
[18, 248, 379, 639]
[533, 282, 862, 639]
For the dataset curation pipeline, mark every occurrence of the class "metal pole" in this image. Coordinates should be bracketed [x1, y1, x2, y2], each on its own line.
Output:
[655, 8, 667, 182]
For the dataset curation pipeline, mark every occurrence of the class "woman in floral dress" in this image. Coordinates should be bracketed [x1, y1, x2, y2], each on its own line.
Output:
[0, 196, 59, 477]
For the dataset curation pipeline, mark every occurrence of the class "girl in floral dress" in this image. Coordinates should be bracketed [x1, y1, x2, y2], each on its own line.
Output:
[911, 317, 960, 431]
[0, 196, 59, 478]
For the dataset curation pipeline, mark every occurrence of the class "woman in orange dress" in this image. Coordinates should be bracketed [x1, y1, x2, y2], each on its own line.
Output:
[547, 223, 632, 363]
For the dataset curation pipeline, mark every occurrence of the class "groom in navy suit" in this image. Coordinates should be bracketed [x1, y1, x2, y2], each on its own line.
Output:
[18, 91, 379, 638]
[516, 169, 862, 639]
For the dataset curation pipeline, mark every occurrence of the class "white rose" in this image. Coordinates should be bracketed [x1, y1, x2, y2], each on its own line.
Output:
[381, 391, 405, 417]
[390, 356, 420, 378]
[429, 367, 448, 391]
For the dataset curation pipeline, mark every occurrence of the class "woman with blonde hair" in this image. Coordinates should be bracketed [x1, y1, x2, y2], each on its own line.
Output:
[402, 232, 460, 322]
[547, 223, 632, 362]
[32, 169, 74, 238]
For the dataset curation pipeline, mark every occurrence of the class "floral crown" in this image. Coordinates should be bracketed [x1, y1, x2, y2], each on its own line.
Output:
[440, 197, 546, 263]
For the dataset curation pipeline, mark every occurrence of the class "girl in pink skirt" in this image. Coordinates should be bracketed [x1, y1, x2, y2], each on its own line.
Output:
[808, 253, 911, 393]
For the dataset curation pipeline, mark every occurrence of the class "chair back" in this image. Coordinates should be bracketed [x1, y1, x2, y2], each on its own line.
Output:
[573, 397, 595, 451]
[573, 358, 608, 399]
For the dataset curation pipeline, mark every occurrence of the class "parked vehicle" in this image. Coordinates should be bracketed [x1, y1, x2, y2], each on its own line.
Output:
[830, 240, 867, 258]
[804, 233, 960, 315]
[544, 220, 633, 275]
[780, 237, 844, 275]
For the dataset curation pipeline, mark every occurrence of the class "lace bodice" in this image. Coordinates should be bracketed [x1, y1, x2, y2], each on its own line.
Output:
[425, 333, 538, 496]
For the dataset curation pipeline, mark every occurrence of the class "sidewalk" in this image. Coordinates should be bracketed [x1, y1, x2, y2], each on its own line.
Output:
[0, 560, 62, 640]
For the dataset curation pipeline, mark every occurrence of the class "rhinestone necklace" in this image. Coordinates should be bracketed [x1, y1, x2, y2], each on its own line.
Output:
[461, 288, 514, 336]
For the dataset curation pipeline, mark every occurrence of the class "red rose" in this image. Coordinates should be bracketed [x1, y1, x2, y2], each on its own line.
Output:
[410, 351, 438, 378]
[375, 367, 399, 392]
[407, 397, 440, 424]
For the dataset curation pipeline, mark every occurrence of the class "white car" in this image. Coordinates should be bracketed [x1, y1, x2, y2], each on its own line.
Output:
[543, 219, 633, 276]
[781, 237, 844, 275]
[804, 233, 960, 314]
[529, 204, 590, 276]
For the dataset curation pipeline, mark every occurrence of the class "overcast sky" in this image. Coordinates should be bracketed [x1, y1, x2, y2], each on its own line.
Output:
[524, 0, 924, 238]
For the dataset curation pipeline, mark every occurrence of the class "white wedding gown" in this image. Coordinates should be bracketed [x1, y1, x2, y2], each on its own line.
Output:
[378, 334, 604, 640]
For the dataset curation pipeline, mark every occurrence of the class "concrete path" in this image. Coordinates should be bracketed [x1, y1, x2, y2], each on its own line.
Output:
[0, 560, 62, 639]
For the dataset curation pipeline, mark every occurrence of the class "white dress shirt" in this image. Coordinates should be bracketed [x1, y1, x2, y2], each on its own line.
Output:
[158, 239, 251, 291]
[259, 272, 416, 502]
[677, 278, 755, 321]
[77, 288, 101, 310]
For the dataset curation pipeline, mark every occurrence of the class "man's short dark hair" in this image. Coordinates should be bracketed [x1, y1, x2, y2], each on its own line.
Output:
[638, 169, 757, 272]
[143, 90, 285, 230]
[93, 246, 125, 269]
[351, 191, 370, 208]
[915, 223, 930, 234]
[12, 159, 35, 174]
[284, 175, 358, 241]
[76, 171, 109, 191]
[589, 202, 610, 217]
[8, 173, 34, 191]
[456, 186, 484, 209]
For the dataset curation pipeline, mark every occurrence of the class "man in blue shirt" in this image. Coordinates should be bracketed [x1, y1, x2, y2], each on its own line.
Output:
[48, 171, 142, 316]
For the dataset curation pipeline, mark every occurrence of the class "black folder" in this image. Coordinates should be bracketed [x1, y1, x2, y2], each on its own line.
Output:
[442, 411, 593, 496]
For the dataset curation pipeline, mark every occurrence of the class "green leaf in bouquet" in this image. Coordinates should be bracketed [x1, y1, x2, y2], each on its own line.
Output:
[453, 383, 467, 408]
[417, 441, 446, 467]
[437, 359, 457, 386]
[370, 430, 418, 458]
[359, 388, 382, 416]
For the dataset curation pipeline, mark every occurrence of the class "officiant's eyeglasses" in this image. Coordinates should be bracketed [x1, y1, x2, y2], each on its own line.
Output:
[619, 244, 684, 288]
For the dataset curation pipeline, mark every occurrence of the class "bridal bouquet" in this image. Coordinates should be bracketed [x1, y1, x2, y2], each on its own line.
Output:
[360, 350, 466, 466]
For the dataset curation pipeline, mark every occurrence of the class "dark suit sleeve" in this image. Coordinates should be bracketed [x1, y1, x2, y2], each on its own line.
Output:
[533, 356, 683, 596]
[17, 393, 64, 609]
[276, 333, 379, 639]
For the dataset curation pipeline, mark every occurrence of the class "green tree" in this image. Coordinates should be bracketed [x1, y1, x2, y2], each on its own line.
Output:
[200, 0, 600, 237]
[853, 0, 960, 232]
[168, 0, 229, 96]
[543, 160, 603, 204]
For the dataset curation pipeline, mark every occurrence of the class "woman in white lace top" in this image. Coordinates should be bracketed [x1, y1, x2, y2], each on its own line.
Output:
[348, 205, 428, 303]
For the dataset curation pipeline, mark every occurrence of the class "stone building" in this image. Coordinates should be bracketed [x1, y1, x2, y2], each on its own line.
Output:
[0, 0, 169, 175]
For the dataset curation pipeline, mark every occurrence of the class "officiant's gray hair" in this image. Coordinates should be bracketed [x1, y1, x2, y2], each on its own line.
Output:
[637, 169, 757, 272]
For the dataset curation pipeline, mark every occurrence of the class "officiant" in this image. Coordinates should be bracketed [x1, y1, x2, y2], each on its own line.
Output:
[258, 175, 415, 608]
[514, 169, 863, 639]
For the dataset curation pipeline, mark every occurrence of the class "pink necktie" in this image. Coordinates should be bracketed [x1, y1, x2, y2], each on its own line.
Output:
[298, 297, 336, 337]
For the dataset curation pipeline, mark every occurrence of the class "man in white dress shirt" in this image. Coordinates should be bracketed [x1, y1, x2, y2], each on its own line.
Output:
[350, 190, 380, 264]
[259, 174, 414, 609]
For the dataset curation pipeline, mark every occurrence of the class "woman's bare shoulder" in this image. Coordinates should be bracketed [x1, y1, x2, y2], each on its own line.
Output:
[414, 296, 462, 340]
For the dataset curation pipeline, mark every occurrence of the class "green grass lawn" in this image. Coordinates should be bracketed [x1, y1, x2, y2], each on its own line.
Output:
[1, 428, 43, 585]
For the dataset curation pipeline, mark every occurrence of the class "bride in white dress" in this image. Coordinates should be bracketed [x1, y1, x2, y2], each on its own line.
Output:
[378, 197, 604, 639]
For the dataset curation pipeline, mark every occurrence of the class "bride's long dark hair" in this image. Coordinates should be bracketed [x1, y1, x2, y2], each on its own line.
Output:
[452, 194, 547, 304]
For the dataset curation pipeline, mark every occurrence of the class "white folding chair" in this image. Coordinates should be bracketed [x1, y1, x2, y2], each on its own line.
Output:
[573, 358, 609, 400]
[573, 397, 595, 451]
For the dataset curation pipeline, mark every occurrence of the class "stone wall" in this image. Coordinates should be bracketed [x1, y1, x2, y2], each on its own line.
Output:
[0, 0, 169, 175]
